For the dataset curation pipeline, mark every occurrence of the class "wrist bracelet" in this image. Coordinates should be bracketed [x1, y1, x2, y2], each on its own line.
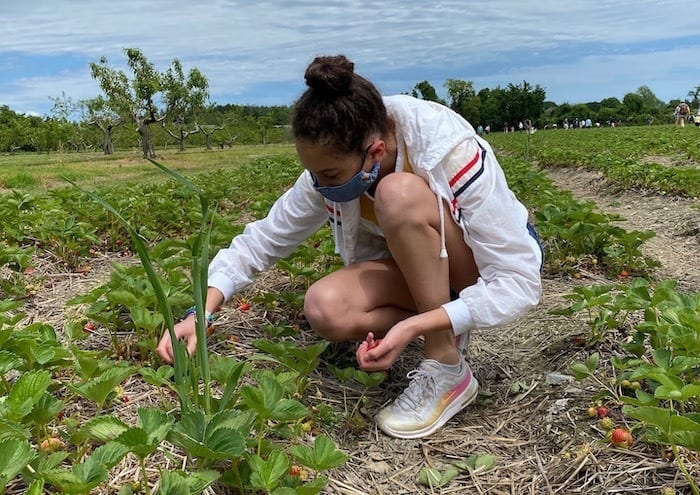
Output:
[182, 306, 215, 328]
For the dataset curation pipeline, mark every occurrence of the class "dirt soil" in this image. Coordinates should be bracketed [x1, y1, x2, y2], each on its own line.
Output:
[15, 165, 700, 495]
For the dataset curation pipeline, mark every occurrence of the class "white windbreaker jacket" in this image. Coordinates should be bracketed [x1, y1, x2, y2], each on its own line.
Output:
[208, 95, 543, 336]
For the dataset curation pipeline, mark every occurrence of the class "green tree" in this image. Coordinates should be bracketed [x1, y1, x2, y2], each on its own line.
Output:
[48, 93, 81, 151]
[569, 103, 591, 120]
[622, 92, 644, 123]
[635, 85, 664, 110]
[599, 97, 622, 109]
[161, 59, 209, 151]
[444, 79, 481, 124]
[81, 96, 124, 155]
[687, 84, 700, 108]
[504, 81, 546, 126]
[411, 81, 445, 104]
[90, 48, 207, 158]
[90, 48, 163, 158]
[0, 106, 27, 152]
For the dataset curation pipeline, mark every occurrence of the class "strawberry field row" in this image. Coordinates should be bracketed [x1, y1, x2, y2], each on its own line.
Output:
[0, 144, 679, 493]
[489, 125, 700, 198]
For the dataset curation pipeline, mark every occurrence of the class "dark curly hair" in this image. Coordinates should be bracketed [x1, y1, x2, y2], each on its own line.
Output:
[292, 55, 389, 154]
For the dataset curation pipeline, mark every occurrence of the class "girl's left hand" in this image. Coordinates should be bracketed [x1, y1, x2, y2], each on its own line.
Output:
[356, 324, 413, 371]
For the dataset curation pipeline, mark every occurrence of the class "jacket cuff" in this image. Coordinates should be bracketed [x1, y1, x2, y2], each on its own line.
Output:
[441, 298, 475, 336]
[207, 272, 236, 303]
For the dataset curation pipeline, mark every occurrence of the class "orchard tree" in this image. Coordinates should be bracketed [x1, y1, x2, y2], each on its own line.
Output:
[90, 48, 207, 158]
[0, 106, 27, 152]
[198, 123, 226, 150]
[161, 59, 209, 151]
[48, 93, 81, 151]
[82, 96, 123, 155]
[90, 48, 163, 158]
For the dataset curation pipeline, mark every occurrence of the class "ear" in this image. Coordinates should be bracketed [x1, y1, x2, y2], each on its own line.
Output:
[367, 139, 386, 163]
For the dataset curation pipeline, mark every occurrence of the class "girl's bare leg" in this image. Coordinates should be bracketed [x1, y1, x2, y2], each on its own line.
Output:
[373, 172, 479, 364]
[304, 172, 478, 364]
[304, 258, 416, 341]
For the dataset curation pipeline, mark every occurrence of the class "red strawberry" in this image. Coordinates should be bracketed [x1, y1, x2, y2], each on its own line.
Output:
[611, 428, 633, 448]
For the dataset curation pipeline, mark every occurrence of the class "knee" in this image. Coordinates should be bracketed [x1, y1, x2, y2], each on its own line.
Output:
[304, 282, 354, 341]
[374, 173, 434, 231]
[374, 173, 426, 227]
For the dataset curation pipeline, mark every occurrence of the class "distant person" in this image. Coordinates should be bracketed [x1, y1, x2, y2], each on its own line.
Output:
[476, 124, 484, 136]
[676, 101, 690, 127]
[156, 54, 543, 439]
[696, 106, 700, 127]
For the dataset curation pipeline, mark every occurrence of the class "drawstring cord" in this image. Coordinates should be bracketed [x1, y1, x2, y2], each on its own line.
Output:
[332, 201, 341, 255]
[437, 193, 448, 259]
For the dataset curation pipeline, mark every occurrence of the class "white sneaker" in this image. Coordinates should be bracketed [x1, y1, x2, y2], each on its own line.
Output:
[375, 358, 478, 439]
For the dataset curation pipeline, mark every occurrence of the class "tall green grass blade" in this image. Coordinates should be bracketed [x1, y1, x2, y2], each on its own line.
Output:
[64, 177, 190, 413]
[146, 158, 215, 415]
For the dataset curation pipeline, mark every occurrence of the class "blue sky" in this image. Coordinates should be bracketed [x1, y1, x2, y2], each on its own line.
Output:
[1, 0, 698, 117]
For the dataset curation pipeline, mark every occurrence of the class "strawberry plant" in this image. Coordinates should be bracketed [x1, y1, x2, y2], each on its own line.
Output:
[499, 155, 658, 277]
[490, 126, 700, 198]
[62, 159, 350, 494]
[566, 279, 700, 493]
[328, 364, 386, 426]
[253, 339, 329, 395]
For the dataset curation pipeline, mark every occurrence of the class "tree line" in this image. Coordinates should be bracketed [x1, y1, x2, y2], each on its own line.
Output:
[410, 80, 700, 131]
[1, 48, 698, 155]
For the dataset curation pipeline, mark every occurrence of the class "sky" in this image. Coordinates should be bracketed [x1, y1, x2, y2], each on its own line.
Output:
[1, 0, 698, 118]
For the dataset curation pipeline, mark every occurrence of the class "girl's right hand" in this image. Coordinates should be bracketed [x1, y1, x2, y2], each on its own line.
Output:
[156, 316, 198, 364]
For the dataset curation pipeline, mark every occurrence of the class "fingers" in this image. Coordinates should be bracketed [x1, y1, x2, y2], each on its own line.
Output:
[156, 334, 174, 364]
[156, 320, 198, 364]
[186, 337, 197, 359]
[356, 337, 391, 371]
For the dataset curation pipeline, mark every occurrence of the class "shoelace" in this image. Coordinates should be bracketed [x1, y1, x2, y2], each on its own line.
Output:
[394, 367, 437, 412]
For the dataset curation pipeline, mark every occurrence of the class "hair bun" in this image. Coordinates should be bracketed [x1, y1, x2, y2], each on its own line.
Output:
[304, 55, 354, 96]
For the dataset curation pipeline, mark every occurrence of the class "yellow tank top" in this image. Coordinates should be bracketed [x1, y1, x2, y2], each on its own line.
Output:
[359, 155, 414, 224]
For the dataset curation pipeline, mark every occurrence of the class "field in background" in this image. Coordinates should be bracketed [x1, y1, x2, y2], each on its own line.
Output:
[0, 144, 297, 193]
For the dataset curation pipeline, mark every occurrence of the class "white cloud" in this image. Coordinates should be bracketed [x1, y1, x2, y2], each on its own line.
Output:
[1, 0, 698, 115]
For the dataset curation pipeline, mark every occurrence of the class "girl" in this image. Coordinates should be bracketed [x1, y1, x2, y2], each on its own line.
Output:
[157, 55, 542, 439]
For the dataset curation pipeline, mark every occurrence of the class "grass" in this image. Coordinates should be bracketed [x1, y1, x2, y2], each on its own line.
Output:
[0, 144, 297, 193]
